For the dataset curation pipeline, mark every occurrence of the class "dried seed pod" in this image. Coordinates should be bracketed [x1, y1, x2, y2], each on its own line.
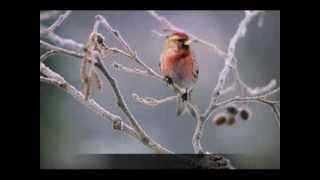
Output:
[239, 108, 251, 120]
[92, 71, 102, 91]
[226, 105, 238, 116]
[80, 32, 105, 100]
[96, 33, 104, 45]
[80, 51, 95, 100]
[226, 116, 236, 126]
[213, 114, 227, 126]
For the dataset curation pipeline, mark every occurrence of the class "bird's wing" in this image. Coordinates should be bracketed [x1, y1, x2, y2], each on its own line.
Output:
[192, 51, 199, 80]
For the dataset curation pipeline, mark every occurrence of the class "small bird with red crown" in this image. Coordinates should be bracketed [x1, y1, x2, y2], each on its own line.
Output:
[160, 32, 199, 116]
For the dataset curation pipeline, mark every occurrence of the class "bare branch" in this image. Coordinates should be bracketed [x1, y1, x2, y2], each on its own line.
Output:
[40, 67, 137, 138]
[187, 103, 205, 154]
[95, 15, 135, 55]
[40, 11, 60, 21]
[40, 50, 57, 62]
[147, 10, 180, 31]
[146, 11, 280, 157]
[132, 93, 177, 107]
[40, 25, 84, 51]
[147, 11, 227, 58]
[40, 11, 71, 37]
[112, 63, 151, 78]
[209, 11, 265, 105]
[271, 105, 280, 128]
[47, 10, 72, 32]
[151, 29, 167, 38]
[204, 88, 280, 120]
[41, 23, 173, 153]
[106, 47, 132, 58]
[258, 97, 280, 128]
[232, 64, 277, 96]
[95, 14, 184, 96]
[40, 11, 279, 168]
[95, 56, 172, 153]
[40, 40, 83, 58]
[40, 62, 172, 153]
[95, 56, 145, 135]
[190, 88, 280, 157]
[88, 18, 172, 153]
[95, 15, 159, 75]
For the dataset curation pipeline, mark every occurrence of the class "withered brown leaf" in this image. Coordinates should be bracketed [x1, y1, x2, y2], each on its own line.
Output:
[80, 32, 105, 100]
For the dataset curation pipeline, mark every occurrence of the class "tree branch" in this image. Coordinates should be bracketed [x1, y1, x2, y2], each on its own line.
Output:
[147, 10, 227, 58]
[40, 25, 84, 51]
[40, 50, 57, 62]
[47, 10, 72, 32]
[86, 18, 173, 153]
[95, 56, 171, 153]
[147, 11, 279, 157]
[132, 93, 177, 107]
[40, 40, 83, 58]
[40, 11, 279, 169]
[40, 11, 61, 21]
[40, 61, 172, 153]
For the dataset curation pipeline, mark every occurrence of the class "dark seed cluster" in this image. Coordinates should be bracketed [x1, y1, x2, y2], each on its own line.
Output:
[226, 105, 238, 116]
[212, 105, 251, 126]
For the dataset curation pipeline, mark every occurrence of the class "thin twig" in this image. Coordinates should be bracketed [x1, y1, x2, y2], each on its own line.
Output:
[40, 11, 61, 21]
[208, 11, 265, 106]
[95, 15, 134, 55]
[95, 56, 172, 153]
[40, 62, 172, 153]
[40, 50, 57, 62]
[40, 25, 84, 51]
[147, 11, 227, 58]
[112, 62, 152, 78]
[47, 11, 72, 32]
[90, 18, 173, 153]
[95, 14, 184, 95]
[40, 40, 83, 58]
[132, 93, 177, 107]
[40, 11, 279, 169]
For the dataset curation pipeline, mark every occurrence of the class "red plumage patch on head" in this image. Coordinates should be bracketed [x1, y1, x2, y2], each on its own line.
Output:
[173, 31, 188, 38]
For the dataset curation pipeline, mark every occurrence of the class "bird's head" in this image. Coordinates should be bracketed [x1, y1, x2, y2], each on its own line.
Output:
[164, 31, 192, 51]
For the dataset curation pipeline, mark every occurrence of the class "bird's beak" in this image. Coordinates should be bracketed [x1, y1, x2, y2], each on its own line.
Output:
[184, 39, 192, 45]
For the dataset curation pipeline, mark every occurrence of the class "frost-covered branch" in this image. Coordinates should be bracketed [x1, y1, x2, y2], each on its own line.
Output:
[204, 11, 277, 119]
[84, 18, 173, 153]
[95, 15, 184, 95]
[40, 40, 83, 58]
[147, 10, 280, 157]
[40, 50, 56, 62]
[40, 11, 279, 169]
[113, 62, 150, 78]
[40, 13, 172, 154]
[40, 24, 84, 51]
[147, 10, 227, 58]
[47, 10, 71, 32]
[132, 93, 177, 107]
[40, 56, 172, 154]
[40, 10, 61, 21]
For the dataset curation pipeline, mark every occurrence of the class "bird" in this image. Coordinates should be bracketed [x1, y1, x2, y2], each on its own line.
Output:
[159, 31, 199, 116]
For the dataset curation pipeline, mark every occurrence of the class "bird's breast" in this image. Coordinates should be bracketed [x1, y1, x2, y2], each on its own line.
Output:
[160, 50, 196, 88]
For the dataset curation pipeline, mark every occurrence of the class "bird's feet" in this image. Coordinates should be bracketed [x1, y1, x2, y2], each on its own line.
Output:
[164, 76, 173, 86]
[181, 88, 191, 102]
[181, 89, 193, 102]
[181, 92, 188, 101]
